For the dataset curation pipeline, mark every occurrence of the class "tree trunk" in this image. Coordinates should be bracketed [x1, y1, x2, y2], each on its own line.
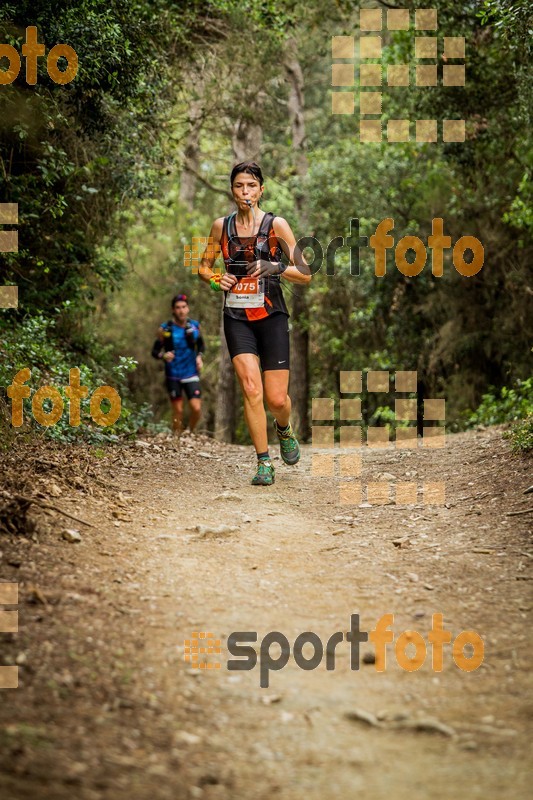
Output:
[179, 88, 204, 209]
[231, 109, 263, 163]
[284, 47, 310, 440]
[214, 308, 236, 442]
[290, 286, 309, 437]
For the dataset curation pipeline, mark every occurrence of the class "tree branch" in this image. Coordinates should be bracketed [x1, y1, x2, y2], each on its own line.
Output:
[186, 166, 233, 201]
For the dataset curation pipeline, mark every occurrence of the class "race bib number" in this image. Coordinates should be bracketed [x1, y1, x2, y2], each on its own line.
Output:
[226, 276, 265, 308]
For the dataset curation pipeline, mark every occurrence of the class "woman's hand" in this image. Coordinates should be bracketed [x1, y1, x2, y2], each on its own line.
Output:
[246, 259, 281, 278]
[220, 273, 238, 291]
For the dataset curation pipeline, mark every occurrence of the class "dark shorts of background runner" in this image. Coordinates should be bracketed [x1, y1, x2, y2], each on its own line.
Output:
[223, 311, 290, 371]
[165, 377, 202, 400]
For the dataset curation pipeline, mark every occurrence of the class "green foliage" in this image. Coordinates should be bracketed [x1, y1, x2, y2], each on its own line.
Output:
[505, 416, 533, 453]
[303, 0, 532, 424]
[0, 0, 531, 444]
[0, 312, 152, 442]
[0, 0, 183, 320]
[478, 1, 532, 43]
[466, 378, 533, 427]
[503, 172, 533, 236]
[99, 0, 532, 436]
[0, 0, 288, 441]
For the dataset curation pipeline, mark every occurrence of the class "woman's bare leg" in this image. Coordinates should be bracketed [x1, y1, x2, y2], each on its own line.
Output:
[263, 369, 291, 428]
[232, 353, 268, 453]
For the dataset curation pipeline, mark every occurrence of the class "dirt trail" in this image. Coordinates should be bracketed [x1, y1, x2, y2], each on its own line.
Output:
[0, 428, 532, 799]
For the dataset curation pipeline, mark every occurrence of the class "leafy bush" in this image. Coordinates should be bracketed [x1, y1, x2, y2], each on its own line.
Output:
[505, 416, 533, 453]
[466, 378, 533, 427]
[0, 312, 153, 444]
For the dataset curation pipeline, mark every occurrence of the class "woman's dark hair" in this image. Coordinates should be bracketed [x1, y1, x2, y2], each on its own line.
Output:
[230, 161, 264, 187]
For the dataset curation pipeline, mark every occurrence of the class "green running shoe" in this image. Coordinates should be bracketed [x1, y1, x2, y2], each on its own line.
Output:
[276, 422, 301, 465]
[251, 459, 275, 486]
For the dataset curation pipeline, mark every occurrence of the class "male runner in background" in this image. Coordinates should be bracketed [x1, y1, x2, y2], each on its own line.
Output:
[152, 293, 204, 433]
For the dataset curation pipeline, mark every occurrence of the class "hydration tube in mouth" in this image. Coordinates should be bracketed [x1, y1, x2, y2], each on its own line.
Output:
[245, 198, 256, 234]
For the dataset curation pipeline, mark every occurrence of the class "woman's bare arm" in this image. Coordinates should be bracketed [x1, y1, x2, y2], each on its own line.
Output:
[274, 217, 311, 285]
[198, 218, 236, 291]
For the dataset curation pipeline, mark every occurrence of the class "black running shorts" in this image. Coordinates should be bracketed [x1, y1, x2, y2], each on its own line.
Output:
[223, 312, 290, 371]
[165, 377, 202, 400]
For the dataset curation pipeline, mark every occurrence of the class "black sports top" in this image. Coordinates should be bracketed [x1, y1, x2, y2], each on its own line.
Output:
[220, 211, 289, 322]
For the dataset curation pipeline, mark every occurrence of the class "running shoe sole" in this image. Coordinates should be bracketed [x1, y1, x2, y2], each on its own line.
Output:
[280, 443, 300, 465]
[251, 474, 275, 486]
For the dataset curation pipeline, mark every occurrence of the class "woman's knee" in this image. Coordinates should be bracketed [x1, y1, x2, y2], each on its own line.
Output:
[266, 393, 288, 414]
[240, 374, 263, 404]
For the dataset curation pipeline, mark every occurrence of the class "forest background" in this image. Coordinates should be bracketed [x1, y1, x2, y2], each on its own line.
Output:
[0, 0, 531, 448]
